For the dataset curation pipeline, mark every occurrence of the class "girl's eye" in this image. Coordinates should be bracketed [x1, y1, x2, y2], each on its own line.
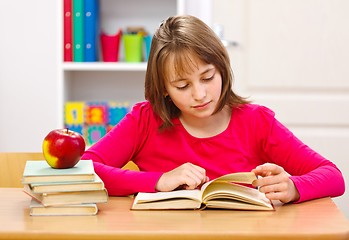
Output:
[176, 85, 188, 90]
[203, 75, 214, 81]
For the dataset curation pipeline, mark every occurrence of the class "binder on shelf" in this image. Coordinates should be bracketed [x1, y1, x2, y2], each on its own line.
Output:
[73, 0, 84, 62]
[63, 0, 73, 61]
[84, 0, 99, 62]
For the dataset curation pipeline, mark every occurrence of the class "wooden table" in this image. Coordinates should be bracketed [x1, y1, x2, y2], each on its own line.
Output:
[0, 188, 348, 240]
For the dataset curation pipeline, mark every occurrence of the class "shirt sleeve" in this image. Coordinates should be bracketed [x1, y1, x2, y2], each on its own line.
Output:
[81, 102, 163, 196]
[254, 106, 345, 203]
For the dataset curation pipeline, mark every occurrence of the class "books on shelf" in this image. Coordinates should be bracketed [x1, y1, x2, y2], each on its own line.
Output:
[22, 159, 108, 216]
[29, 199, 98, 216]
[132, 172, 274, 211]
[22, 160, 95, 184]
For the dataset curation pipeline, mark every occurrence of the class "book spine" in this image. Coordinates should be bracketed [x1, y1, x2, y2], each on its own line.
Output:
[84, 0, 99, 62]
[63, 0, 73, 61]
[73, 0, 84, 62]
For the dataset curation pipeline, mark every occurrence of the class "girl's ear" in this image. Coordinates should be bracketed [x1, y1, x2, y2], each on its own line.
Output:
[164, 92, 172, 101]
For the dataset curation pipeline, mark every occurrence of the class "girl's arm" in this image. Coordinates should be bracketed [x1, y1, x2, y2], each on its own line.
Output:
[254, 106, 345, 203]
[82, 151, 162, 196]
[81, 102, 163, 196]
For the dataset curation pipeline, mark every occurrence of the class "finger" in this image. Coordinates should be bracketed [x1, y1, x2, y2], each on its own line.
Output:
[255, 171, 290, 188]
[253, 163, 283, 177]
[183, 163, 207, 185]
[164, 163, 207, 190]
[188, 163, 207, 177]
[259, 180, 288, 194]
[190, 167, 207, 184]
[264, 191, 287, 201]
[183, 170, 206, 189]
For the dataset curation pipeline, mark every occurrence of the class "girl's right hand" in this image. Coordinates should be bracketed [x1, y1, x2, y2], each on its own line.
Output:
[155, 162, 209, 192]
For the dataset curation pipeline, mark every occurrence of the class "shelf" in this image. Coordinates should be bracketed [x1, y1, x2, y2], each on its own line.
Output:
[62, 62, 147, 71]
[59, 0, 179, 144]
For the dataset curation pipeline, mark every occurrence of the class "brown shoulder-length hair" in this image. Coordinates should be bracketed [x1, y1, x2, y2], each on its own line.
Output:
[145, 15, 249, 130]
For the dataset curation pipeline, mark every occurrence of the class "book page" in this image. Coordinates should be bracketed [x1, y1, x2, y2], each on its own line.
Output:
[134, 189, 202, 204]
[204, 199, 273, 210]
[132, 189, 203, 210]
[200, 172, 257, 194]
[132, 198, 201, 210]
[202, 182, 272, 208]
[213, 172, 257, 184]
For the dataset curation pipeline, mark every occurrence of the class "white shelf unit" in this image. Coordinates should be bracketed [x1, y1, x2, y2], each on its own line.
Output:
[58, 0, 179, 127]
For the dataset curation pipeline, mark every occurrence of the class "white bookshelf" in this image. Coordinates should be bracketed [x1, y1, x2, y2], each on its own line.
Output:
[58, 0, 212, 127]
[58, 0, 179, 126]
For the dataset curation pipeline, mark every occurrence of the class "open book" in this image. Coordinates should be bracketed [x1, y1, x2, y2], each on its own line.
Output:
[132, 172, 274, 211]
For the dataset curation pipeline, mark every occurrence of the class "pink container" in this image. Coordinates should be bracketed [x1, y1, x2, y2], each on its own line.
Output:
[100, 29, 122, 62]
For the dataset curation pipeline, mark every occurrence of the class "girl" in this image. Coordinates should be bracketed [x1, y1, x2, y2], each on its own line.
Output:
[82, 15, 345, 204]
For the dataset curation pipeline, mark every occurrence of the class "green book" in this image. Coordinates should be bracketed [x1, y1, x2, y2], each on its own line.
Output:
[27, 174, 104, 193]
[22, 160, 95, 184]
[73, 0, 84, 62]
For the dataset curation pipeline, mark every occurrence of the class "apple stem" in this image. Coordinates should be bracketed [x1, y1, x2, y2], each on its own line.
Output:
[66, 128, 69, 134]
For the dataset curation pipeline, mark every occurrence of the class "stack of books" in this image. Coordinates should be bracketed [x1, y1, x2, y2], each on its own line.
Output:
[22, 160, 108, 216]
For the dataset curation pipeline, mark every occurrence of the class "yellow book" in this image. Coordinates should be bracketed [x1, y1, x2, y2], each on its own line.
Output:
[29, 199, 98, 216]
[24, 184, 108, 207]
[132, 172, 274, 211]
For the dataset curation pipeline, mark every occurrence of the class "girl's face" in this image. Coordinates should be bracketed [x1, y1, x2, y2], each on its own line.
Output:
[164, 55, 222, 121]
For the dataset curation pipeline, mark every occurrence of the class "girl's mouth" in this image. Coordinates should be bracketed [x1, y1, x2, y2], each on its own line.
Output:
[193, 101, 211, 109]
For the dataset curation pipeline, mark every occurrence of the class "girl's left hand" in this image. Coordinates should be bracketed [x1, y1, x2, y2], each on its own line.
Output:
[251, 163, 300, 203]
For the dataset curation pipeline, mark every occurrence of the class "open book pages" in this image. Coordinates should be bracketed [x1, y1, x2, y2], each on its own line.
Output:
[132, 172, 274, 211]
[133, 189, 202, 209]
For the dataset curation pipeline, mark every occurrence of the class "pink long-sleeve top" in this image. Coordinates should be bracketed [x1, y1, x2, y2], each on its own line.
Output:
[82, 101, 345, 203]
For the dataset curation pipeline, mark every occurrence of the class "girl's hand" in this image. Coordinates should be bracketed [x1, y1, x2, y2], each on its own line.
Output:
[155, 162, 209, 192]
[251, 163, 300, 203]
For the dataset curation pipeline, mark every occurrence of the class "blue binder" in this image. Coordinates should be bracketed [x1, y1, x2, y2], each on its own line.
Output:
[84, 0, 99, 62]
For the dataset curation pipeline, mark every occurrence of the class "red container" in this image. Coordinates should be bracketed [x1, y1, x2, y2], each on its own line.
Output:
[100, 29, 122, 62]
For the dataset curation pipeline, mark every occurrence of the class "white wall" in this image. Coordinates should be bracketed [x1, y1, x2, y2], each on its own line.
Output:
[0, 0, 59, 152]
[212, 0, 349, 219]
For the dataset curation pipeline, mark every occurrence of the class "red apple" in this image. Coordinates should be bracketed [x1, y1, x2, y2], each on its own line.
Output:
[42, 128, 86, 169]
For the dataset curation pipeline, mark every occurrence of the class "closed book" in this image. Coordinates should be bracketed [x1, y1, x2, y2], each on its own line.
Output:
[73, 0, 84, 62]
[29, 199, 98, 216]
[84, 0, 99, 61]
[24, 184, 108, 206]
[63, 0, 73, 61]
[22, 160, 95, 184]
[27, 174, 104, 193]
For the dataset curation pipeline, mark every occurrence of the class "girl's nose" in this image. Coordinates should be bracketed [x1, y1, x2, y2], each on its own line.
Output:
[192, 83, 206, 100]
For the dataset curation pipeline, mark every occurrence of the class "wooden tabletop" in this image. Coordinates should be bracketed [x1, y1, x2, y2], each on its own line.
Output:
[0, 188, 348, 240]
